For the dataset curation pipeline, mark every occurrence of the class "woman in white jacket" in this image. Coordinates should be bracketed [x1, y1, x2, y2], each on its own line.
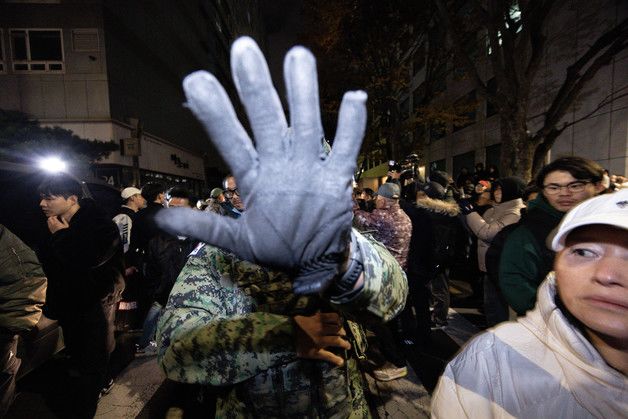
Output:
[432, 189, 628, 418]
[463, 176, 526, 326]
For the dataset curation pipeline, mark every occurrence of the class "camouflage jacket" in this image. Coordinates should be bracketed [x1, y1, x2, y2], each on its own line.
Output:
[157, 230, 407, 418]
[353, 199, 412, 271]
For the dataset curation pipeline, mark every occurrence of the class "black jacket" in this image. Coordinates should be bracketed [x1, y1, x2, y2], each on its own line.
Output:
[38, 199, 124, 318]
[145, 233, 198, 306]
[130, 202, 164, 253]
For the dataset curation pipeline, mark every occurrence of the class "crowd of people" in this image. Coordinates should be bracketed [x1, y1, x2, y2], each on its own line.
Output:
[1, 36, 626, 418]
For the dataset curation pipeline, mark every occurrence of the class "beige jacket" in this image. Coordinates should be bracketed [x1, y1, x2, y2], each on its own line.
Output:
[466, 198, 525, 272]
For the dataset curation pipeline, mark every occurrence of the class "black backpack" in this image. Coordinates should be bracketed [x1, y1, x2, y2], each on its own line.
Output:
[432, 218, 459, 269]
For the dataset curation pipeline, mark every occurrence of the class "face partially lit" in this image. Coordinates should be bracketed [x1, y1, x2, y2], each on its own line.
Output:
[555, 225, 628, 341]
[39, 194, 78, 218]
[542, 170, 601, 212]
[493, 186, 502, 204]
[167, 197, 190, 208]
[224, 176, 244, 211]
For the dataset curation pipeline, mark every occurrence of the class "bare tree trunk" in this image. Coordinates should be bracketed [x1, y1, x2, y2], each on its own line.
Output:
[500, 112, 535, 181]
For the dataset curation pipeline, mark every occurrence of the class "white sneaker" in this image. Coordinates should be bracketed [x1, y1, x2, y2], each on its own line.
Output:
[373, 366, 408, 382]
[135, 341, 158, 357]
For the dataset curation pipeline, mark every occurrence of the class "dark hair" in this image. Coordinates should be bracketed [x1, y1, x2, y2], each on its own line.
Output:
[363, 188, 375, 198]
[523, 184, 540, 201]
[37, 173, 82, 199]
[168, 186, 191, 200]
[141, 182, 165, 202]
[535, 156, 604, 189]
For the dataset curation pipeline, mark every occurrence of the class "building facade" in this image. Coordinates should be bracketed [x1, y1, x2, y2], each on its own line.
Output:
[401, 0, 628, 181]
[0, 0, 265, 194]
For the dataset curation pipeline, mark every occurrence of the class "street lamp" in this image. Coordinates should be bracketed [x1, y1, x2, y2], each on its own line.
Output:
[38, 156, 67, 174]
[37, 156, 93, 199]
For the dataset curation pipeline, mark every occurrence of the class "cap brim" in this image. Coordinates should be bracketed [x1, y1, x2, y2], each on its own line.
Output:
[551, 215, 628, 251]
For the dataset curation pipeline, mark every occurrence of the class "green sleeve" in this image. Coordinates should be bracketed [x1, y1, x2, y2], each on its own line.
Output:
[498, 227, 542, 315]
[329, 230, 408, 323]
[156, 245, 297, 386]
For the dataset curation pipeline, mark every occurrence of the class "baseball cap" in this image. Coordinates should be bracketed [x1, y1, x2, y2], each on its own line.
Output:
[210, 187, 224, 198]
[121, 187, 142, 200]
[377, 183, 401, 199]
[550, 189, 628, 251]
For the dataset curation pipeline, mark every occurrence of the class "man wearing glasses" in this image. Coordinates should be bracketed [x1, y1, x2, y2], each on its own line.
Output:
[221, 174, 244, 218]
[499, 156, 605, 315]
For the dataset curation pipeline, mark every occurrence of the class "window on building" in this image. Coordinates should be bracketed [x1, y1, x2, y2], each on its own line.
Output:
[486, 3, 521, 55]
[413, 43, 425, 75]
[400, 97, 410, 120]
[413, 83, 425, 111]
[0, 30, 5, 73]
[10, 29, 64, 72]
[486, 77, 498, 117]
[429, 122, 447, 143]
[453, 90, 476, 132]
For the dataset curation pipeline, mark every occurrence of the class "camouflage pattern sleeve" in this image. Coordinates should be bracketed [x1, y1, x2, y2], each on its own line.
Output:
[329, 229, 408, 323]
[156, 244, 298, 386]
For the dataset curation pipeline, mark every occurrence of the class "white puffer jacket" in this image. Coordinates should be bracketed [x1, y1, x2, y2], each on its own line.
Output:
[431, 273, 628, 418]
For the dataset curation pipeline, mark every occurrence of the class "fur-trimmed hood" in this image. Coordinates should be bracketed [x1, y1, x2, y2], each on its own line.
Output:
[415, 197, 461, 217]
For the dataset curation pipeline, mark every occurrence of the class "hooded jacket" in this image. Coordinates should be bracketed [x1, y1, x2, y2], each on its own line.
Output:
[498, 194, 564, 314]
[465, 177, 526, 272]
[431, 273, 628, 418]
[411, 197, 461, 276]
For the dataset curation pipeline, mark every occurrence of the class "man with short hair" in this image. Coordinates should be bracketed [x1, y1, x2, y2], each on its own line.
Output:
[222, 174, 244, 218]
[37, 173, 124, 417]
[113, 187, 145, 255]
[499, 156, 605, 315]
[137, 187, 197, 356]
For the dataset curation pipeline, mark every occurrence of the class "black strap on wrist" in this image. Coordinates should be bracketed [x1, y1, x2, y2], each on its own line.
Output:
[330, 233, 364, 297]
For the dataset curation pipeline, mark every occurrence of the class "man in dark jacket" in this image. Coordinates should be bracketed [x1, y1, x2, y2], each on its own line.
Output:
[499, 156, 605, 315]
[415, 181, 462, 327]
[128, 182, 165, 324]
[136, 187, 198, 355]
[37, 173, 124, 418]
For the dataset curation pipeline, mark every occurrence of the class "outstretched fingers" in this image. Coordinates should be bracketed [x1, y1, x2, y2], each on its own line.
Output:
[284, 46, 324, 159]
[328, 91, 368, 174]
[183, 71, 256, 180]
[231, 37, 288, 160]
[154, 207, 239, 254]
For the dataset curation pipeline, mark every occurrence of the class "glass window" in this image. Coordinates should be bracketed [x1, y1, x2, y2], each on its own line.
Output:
[10, 29, 64, 72]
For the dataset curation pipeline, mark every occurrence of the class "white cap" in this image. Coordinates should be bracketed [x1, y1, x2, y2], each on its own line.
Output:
[121, 187, 142, 200]
[551, 189, 628, 251]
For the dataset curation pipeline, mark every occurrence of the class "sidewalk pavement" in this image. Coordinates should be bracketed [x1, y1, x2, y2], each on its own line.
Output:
[9, 308, 480, 418]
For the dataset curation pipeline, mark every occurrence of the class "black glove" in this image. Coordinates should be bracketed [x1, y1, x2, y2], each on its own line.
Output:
[155, 37, 367, 295]
[459, 199, 477, 215]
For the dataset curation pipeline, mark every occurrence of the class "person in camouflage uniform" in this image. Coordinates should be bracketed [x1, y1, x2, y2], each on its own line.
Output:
[157, 229, 407, 417]
[153, 37, 409, 417]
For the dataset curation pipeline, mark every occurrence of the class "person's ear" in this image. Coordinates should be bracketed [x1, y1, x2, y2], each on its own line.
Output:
[68, 195, 79, 205]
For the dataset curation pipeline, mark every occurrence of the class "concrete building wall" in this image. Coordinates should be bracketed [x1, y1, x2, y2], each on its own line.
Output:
[413, 0, 628, 179]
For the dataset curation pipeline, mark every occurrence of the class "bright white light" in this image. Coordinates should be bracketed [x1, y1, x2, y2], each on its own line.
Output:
[38, 156, 67, 173]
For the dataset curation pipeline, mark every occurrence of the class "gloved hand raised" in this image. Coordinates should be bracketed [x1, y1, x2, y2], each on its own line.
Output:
[155, 37, 367, 295]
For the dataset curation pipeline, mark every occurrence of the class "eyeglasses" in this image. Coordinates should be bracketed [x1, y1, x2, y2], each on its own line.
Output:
[542, 180, 591, 195]
[224, 188, 239, 198]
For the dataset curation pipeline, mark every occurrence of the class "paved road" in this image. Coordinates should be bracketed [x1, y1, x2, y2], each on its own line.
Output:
[7, 280, 486, 418]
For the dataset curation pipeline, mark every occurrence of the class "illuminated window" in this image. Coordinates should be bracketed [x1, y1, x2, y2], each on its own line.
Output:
[10, 28, 64, 73]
